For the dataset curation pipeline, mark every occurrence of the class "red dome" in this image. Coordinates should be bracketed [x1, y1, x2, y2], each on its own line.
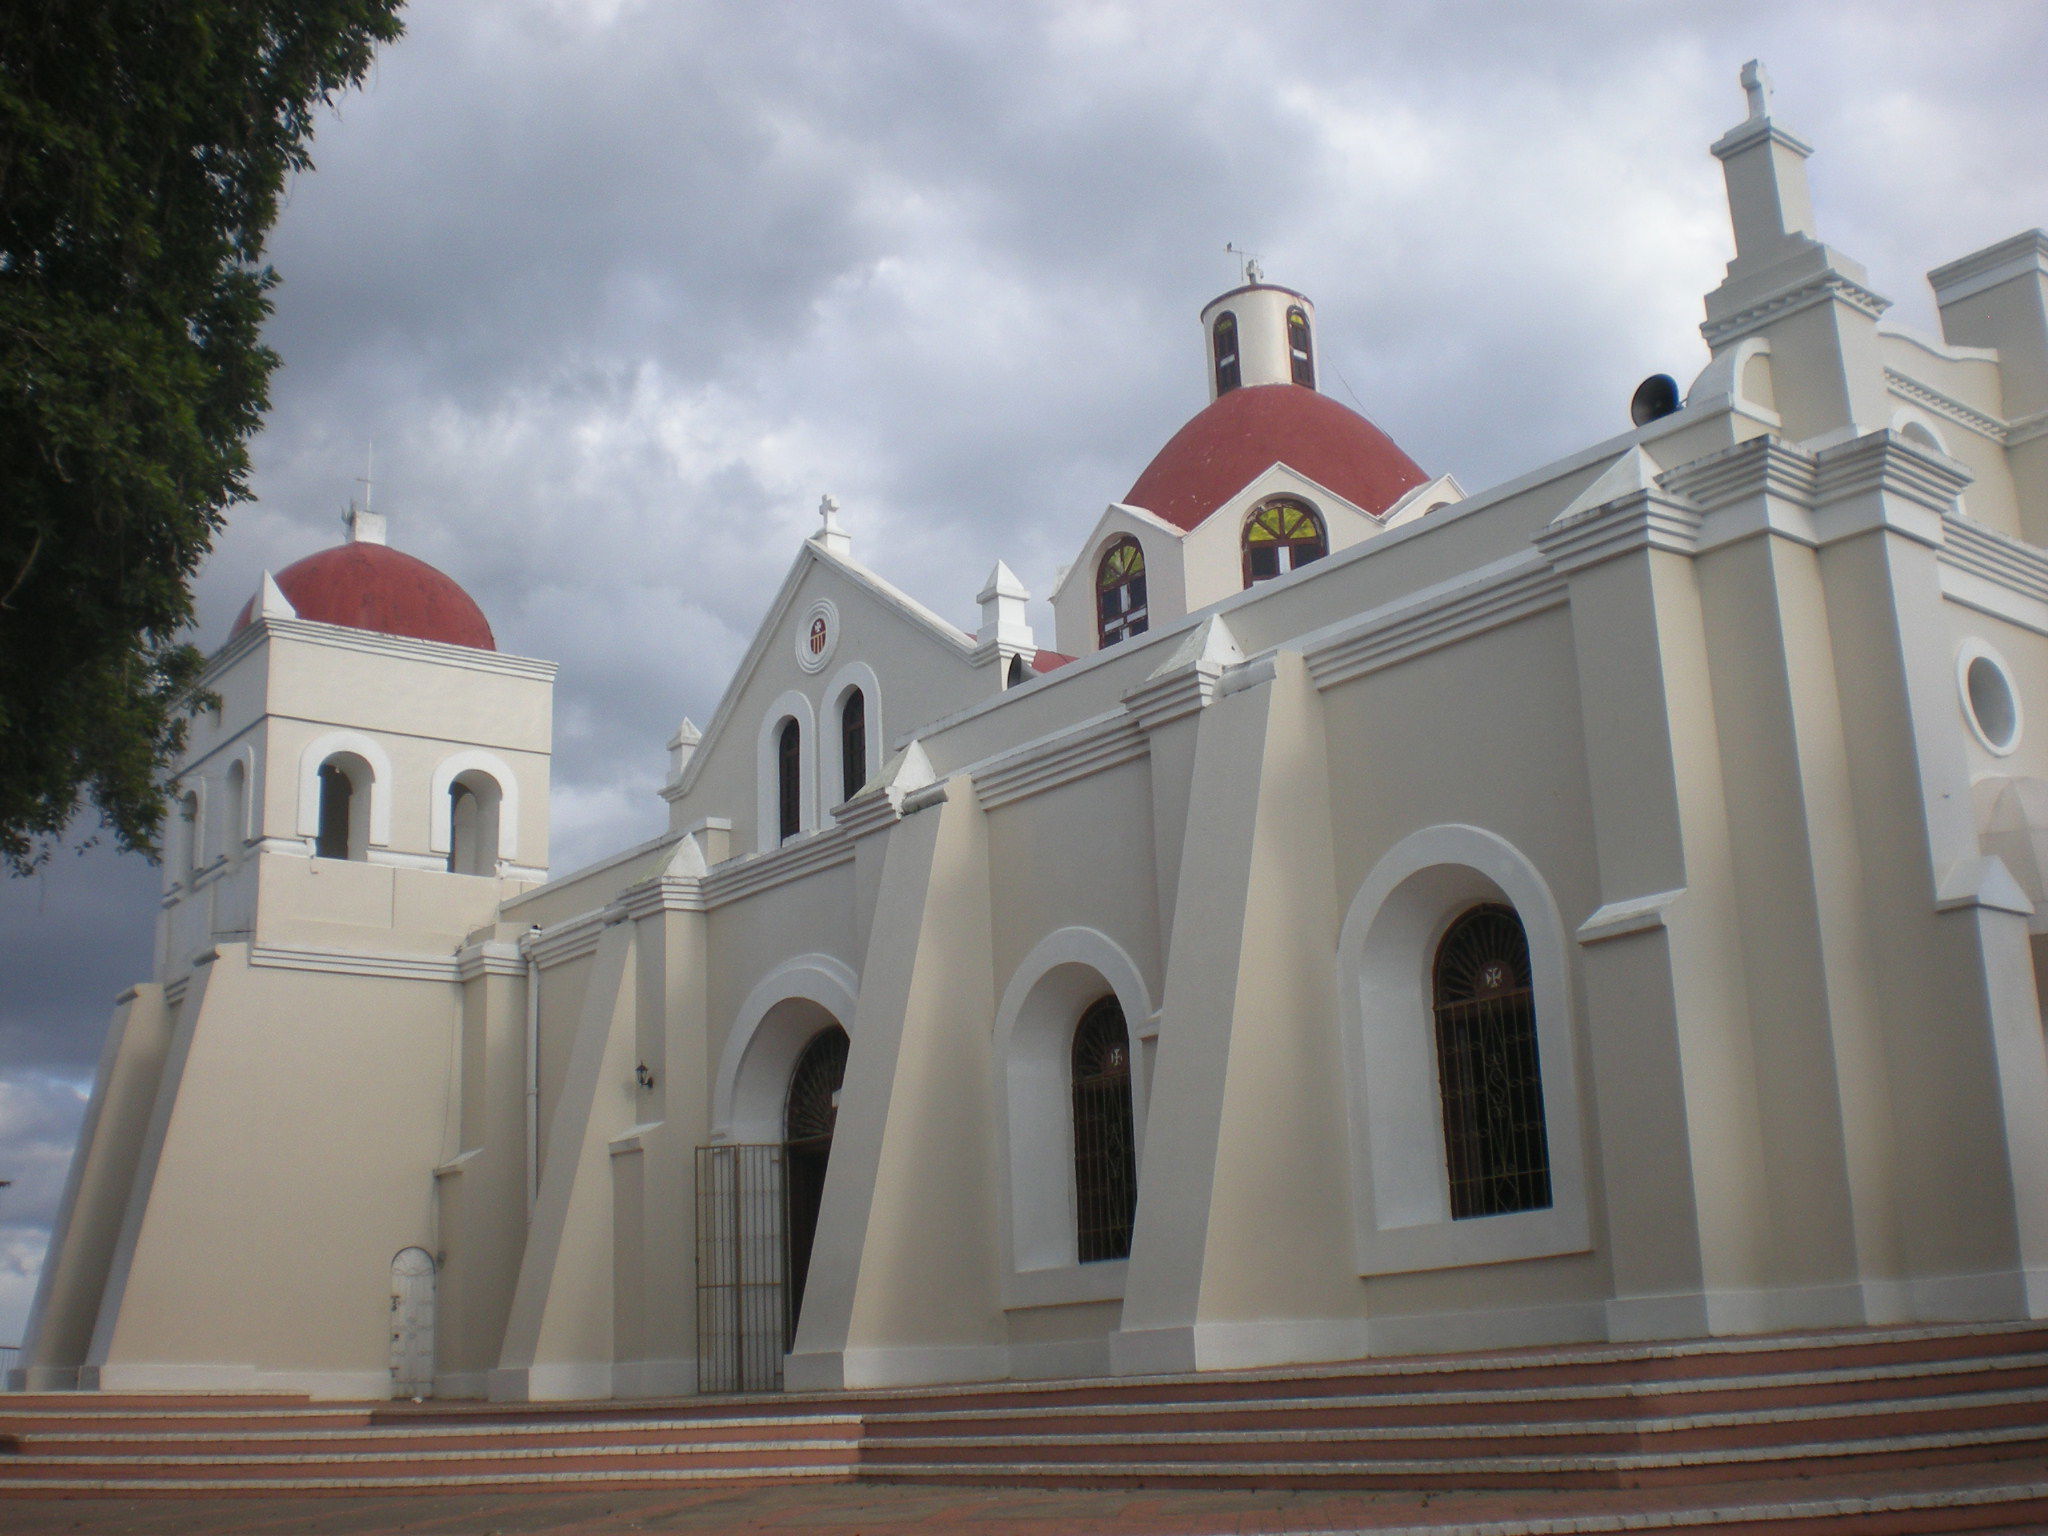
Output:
[1124, 384, 1427, 531]
[232, 541, 495, 650]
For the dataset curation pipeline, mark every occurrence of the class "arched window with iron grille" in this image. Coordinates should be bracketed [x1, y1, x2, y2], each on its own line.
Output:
[1431, 904, 1552, 1219]
[1287, 304, 1315, 388]
[776, 718, 801, 841]
[839, 689, 867, 804]
[1212, 310, 1241, 395]
[1071, 996, 1137, 1262]
[1241, 497, 1327, 586]
[1095, 536, 1148, 649]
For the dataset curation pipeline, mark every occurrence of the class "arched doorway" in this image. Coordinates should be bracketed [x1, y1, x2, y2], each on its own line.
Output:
[782, 1025, 848, 1349]
[389, 1247, 435, 1398]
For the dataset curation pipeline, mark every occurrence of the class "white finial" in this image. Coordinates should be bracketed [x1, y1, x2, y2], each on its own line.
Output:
[356, 441, 375, 512]
[1740, 59, 1771, 121]
[1226, 242, 1263, 286]
[813, 493, 851, 557]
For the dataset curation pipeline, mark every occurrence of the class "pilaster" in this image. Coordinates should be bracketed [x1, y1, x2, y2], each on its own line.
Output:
[1536, 484, 1769, 1339]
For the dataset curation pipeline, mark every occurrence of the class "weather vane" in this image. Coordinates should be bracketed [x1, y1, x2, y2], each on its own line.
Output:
[1226, 242, 1263, 285]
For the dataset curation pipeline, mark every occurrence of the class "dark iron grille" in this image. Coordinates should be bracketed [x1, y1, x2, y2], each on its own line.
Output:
[1072, 997, 1137, 1263]
[783, 1027, 849, 1349]
[693, 1142, 786, 1393]
[1432, 904, 1553, 1220]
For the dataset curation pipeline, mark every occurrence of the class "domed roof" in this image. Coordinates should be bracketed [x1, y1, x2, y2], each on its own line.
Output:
[1124, 383, 1427, 532]
[232, 540, 496, 650]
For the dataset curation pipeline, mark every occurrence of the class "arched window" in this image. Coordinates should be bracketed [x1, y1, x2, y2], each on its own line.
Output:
[839, 689, 867, 805]
[1432, 904, 1552, 1219]
[315, 755, 371, 861]
[784, 1025, 850, 1348]
[1242, 498, 1327, 586]
[776, 717, 802, 842]
[1287, 304, 1314, 388]
[1212, 311, 1241, 395]
[1095, 537, 1148, 649]
[1071, 996, 1137, 1262]
[448, 772, 502, 875]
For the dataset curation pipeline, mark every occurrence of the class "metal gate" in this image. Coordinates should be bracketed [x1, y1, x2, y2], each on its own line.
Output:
[693, 1143, 787, 1393]
[389, 1247, 435, 1398]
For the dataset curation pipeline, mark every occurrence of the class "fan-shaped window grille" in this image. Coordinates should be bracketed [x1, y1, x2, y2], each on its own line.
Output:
[776, 718, 801, 841]
[1071, 997, 1137, 1262]
[1096, 537, 1149, 649]
[1242, 498, 1327, 586]
[783, 1025, 850, 1347]
[1212, 310, 1241, 395]
[1432, 904, 1552, 1219]
[1287, 305, 1314, 388]
[839, 689, 867, 804]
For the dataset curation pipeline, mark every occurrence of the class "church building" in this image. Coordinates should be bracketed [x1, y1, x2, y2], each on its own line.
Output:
[20, 68, 2048, 1401]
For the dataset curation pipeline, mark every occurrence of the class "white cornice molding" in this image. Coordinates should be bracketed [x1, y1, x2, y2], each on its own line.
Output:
[456, 940, 526, 981]
[528, 910, 606, 969]
[1300, 553, 1566, 694]
[1709, 116, 1814, 162]
[1656, 437, 1821, 552]
[972, 710, 1149, 812]
[1927, 230, 2048, 306]
[703, 825, 856, 905]
[1121, 615, 1244, 732]
[204, 616, 555, 688]
[1939, 515, 2048, 615]
[1885, 368, 2009, 444]
[248, 943, 461, 982]
[614, 874, 708, 921]
[1577, 888, 1686, 945]
[1534, 492, 1704, 577]
[1810, 431, 1973, 539]
[1659, 436, 1819, 514]
[2005, 408, 2048, 449]
[1701, 271, 1891, 349]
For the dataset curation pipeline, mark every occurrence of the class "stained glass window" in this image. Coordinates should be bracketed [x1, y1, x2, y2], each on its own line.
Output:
[1072, 997, 1137, 1263]
[1432, 905, 1552, 1220]
[1287, 305, 1314, 388]
[1096, 536, 1149, 648]
[1213, 311, 1241, 395]
[1242, 498, 1327, 586]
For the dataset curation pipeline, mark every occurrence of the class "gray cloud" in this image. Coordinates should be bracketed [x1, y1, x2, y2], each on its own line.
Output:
[4, 0, 2045, 1340]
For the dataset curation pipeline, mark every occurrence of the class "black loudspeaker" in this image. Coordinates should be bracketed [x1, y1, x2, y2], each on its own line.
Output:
[1630, 373, 1682, 426]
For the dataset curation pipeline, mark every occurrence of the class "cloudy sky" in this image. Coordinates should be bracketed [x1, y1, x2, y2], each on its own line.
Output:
[3, 0, 2046, 1346]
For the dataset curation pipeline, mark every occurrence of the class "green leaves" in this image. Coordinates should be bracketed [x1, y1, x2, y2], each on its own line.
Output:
[0, 0, 403, 873]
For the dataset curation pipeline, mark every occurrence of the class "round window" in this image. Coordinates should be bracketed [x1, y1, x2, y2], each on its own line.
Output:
[1958, 643, 2022, 756]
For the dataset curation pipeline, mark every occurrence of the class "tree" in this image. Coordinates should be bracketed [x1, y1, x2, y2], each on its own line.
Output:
[0, 1, 404, 874]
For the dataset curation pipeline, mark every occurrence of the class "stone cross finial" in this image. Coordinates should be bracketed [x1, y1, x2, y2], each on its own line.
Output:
[813, 492, 851, 556]
[1740, 59, 1772, 121]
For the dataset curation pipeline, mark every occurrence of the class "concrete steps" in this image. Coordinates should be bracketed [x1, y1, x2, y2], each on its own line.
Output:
[1, 1320, 2044, 1532]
